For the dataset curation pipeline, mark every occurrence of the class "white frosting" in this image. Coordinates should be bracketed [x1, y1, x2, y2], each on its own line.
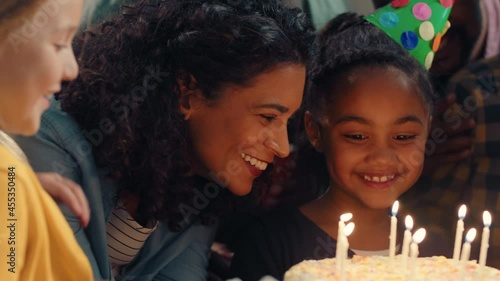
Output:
[284, 255, 500, 281]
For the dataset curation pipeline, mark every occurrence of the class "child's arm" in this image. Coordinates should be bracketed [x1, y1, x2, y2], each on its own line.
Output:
[36, 172, 90, 227]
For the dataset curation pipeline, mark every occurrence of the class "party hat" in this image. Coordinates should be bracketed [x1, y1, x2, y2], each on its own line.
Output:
[365, 0, 454, 70]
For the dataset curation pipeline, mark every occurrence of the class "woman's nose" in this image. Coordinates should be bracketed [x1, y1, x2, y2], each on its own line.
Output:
[264, 127, 290, 158]
[265, 139, 290, 158]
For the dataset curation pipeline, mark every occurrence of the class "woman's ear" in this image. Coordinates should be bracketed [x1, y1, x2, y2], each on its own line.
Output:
[304, 111, 323, 152]
[176, 71, 203, 120]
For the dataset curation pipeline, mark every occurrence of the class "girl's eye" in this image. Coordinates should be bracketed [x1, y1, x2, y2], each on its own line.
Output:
[394, 135, 416, 141]
[260, 115, 277, 122]
[343, 134, 367, 140]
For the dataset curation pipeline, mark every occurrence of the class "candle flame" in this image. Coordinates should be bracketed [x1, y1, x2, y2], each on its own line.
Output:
[344, 222, 355, 236]
[412, 228, 426, 244]
[458, 204, 467, 219]
[391, 201, 399, 216]
[465, 228, 477, 243]
[405, 215, 413, 230]
[340, 213, 353, 222]
[483, 211, 492, 227]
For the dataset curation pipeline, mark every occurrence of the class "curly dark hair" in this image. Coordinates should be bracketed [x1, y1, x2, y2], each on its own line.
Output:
[57, 0, 314, 230]
[294, 12, 435, 196]
[306, 15, 435, 116]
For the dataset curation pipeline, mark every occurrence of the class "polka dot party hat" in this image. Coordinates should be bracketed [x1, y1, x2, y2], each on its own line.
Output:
[364, 0, 454, 70]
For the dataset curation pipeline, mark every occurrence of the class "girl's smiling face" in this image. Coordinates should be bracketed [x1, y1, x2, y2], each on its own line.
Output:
[307, 67, 431, 210]
[0, 0, 83, 135]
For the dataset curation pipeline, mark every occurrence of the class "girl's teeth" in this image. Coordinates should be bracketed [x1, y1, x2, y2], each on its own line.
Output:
[363, 175, 395, 183]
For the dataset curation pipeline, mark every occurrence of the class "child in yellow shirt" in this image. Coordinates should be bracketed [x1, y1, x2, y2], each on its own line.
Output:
[0, 0, 93, 280]
[0, 143, 93, 281]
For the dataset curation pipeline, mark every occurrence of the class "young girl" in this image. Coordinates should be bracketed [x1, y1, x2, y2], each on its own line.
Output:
[13, 0, 315, 280]
[230, 13, 450, 281]
[0, 0, 93, 280]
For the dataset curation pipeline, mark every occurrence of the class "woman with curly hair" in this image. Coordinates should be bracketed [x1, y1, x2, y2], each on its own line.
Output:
[14, 0, 315, 280]
[0, 0, 94, 280]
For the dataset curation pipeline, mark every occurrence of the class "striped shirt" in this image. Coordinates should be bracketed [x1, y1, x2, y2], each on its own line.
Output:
[106, 202, 158, 277]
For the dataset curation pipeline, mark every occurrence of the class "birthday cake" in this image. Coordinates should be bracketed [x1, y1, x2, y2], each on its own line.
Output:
[284, 255, 500, 281]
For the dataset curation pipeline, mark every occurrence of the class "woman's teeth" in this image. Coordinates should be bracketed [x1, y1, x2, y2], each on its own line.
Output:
[241, 153, 268, 171]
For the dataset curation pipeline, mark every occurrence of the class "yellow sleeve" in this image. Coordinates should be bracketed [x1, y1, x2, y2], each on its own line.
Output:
[0, 145, 93, 281]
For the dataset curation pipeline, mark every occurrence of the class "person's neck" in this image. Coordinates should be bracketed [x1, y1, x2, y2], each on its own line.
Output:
[301, 186, 393, 251]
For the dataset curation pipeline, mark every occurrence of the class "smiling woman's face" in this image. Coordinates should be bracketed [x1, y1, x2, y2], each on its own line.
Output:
[183, 64, 306, 196]
[0, 0, 83, 135]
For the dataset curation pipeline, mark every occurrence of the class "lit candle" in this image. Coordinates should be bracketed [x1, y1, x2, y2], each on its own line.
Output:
[479, 211, 491, 266]
[453, 205, 467, 260]
[389, 201, 399, 260]
[460, 228, 476, 261]
[460, 228, 477, 281]
[340, 222, 355, 281]
[408, 228, 426, 281]
[336, 213, 352, 272]
[401, 215, 414, 273]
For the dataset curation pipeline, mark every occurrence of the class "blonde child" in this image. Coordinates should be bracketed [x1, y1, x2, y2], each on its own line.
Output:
[0, 1, 93, 280]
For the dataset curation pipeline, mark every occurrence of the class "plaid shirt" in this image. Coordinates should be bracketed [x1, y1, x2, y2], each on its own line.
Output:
[402, 55, 500, 269]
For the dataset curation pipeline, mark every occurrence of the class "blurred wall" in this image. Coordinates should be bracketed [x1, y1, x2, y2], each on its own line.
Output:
[347, 0, 375, 15]
[295, 0, 374, 29]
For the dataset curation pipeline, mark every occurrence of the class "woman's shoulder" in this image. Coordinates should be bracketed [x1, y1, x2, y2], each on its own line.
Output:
[13, 99, 92, 165]
[39, 100, 84, 142]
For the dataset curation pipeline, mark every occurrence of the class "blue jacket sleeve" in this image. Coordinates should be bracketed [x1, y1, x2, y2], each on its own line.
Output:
[153, 239, 212, 281]
[117, 220, 217, 281]
[13, 109, 105, 280]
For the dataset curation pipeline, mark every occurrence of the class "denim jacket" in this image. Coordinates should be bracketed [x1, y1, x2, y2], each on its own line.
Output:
[14, 101, 217, 281]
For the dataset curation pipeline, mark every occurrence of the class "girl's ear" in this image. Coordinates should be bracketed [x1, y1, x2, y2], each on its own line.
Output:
[176, 71, 204, 120]
[304, 111, 324, 152]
